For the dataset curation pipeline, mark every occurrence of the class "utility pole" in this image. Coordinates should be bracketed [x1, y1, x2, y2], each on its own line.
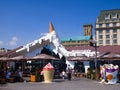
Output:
[94, 43, 98, 80]
[89, 40, 98, 80]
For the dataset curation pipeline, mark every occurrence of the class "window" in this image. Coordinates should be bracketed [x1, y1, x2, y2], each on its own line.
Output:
[77, 41, 80, 43]
[112, 19, 117, 22]
[106, 35, 110, 39]
[113, 34, 117, 38]
[106, 23, 109, 27]
[112, 13, 117, 19]
[99, 30, 103, 34]
[113, 22, 116, 27]
[99, 40, 103, 44]
[113, 29, 117, 33]
[105, 14, 110, 20]
[106, 30, 110, 33]
[71, 41, 75, 43]
[119, 14, 120, 18]
[113, 39, 117, 44]
[99, 24, 102, 28]
[99, 35, 103, 39]
[106, 40, 110, 44]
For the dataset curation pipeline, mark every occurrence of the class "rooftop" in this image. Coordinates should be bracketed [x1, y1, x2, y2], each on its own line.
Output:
[60, 36, 91, 42]
[97, 9, 120, 22]
[65, 45, 120, 54]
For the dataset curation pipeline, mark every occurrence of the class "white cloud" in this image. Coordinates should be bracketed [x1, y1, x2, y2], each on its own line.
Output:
[0, 41, 3, 45]
[9, 36, 19, 46]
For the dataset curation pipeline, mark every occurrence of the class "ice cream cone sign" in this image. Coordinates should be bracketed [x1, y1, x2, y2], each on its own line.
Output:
[43, 63, 54, 83]
[43, 63, 54, 70]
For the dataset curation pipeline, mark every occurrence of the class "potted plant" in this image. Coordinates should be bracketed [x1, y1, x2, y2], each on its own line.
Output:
[35, 67, 40, 82]
[0, 62, 6, 84]
[30, 71, 37, 82]
[30, 67, 40, 82]
[30, 66, 36, 82]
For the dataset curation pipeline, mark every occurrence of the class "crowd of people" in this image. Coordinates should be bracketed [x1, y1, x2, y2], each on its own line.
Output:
[0, 64, 87, 84]
[0, 66, 24, 83]
[60, 65, 77, 80]
[6, 66, 24, 82]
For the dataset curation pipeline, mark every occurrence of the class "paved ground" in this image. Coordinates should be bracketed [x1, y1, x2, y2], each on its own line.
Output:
[0, 78, 120, 90]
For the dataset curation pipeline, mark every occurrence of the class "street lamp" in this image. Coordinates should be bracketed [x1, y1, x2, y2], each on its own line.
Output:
[89, 40, 98, 80]
[94, 43, 98, 80]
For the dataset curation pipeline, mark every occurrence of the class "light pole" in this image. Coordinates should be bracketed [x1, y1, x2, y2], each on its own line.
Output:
[89, 40, 98, 80]
[94, 43, 98, 80]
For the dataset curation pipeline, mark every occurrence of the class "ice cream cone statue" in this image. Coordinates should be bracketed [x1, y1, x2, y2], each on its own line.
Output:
[100, 64, 119, 84]
[105, 64, 118, 84]
[43, 63, 54, 83]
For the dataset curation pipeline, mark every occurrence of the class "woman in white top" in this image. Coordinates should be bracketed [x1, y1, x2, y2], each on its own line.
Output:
[61, 70, 66, 80]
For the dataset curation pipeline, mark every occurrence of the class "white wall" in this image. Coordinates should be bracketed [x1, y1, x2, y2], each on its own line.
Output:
[66, 60, 75, 69]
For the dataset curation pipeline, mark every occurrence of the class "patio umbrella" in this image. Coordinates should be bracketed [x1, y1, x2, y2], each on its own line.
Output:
[0, 57, 10, 61]
[66, 56, 91, 61]
[102, 53, 120, 58]
[10, 55, 29, 61]
[30, 54, 60, 60]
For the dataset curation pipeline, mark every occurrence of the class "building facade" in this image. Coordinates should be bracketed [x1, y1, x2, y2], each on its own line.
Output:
[84, 24, 93, 36]
[95, 9, 120, 46]
[0, 48, 10, 54]
[61, 24, 93, 47]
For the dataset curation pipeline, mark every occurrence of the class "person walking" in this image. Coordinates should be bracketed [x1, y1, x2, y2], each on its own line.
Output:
[67, 66, 72, 80]
[61, 70, 66, 80]
[71, 69, 76, 79]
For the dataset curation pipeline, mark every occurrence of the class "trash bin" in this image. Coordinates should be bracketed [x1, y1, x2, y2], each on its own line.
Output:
[43, 63, 54, 83]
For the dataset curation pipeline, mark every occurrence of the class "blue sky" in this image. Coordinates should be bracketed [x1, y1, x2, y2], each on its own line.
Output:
[0, 0, 120, 49]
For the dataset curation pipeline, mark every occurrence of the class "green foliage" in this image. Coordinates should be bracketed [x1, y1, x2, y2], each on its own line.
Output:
[90, 69, 93, 74]
[35, 67, 40, 81]
[0, 62, 3, 69]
